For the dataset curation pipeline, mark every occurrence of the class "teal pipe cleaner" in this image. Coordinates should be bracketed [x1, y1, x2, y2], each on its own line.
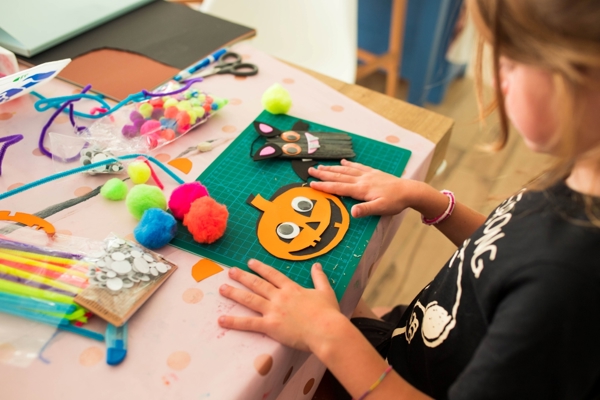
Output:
[0, 154, 185, 201]
[30, 78, 202, 120]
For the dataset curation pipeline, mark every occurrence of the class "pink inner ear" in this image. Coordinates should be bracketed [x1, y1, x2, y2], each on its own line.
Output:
[259, 146, 276, 156]
[259, 123, 274, 133]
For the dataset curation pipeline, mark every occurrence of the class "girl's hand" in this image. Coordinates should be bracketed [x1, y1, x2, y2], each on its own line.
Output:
[308, 159, 422, 218]
[218, 259, 344, 353]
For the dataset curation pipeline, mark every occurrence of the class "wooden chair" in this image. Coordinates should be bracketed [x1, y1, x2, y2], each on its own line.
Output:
[356, 0, 407, 97]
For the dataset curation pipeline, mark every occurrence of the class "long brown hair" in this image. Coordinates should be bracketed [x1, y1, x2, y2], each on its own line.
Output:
[469, 0, 600, 223]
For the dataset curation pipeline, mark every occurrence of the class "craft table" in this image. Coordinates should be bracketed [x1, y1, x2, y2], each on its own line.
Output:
[0, 42, 452, 399]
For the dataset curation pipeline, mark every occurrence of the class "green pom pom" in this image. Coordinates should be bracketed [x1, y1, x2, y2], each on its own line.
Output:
[100, 178, 128, 201]
[127, 161, 151, 184]
[261, 83, 292, 114]
[126, 184, 167, 220]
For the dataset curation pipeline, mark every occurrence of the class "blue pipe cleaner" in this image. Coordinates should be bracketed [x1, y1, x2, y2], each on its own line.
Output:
[0, 154, 185, 201]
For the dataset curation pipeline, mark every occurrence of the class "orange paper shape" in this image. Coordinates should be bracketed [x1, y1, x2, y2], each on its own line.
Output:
[191, 258, 223, 282]
[168, 158, 193, 174]
[0, 211, 56, 236]
[247, 184, 349, 261]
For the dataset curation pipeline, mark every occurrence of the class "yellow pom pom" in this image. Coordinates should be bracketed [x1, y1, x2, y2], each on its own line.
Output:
[127, 161, 151, 184]
[138, 103, 153, 118]
[261, 83, 292, 114]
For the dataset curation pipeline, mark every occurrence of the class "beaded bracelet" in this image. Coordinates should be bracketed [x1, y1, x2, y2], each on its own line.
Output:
[421, 190, 455, 226]
[355, 365, 393, 400]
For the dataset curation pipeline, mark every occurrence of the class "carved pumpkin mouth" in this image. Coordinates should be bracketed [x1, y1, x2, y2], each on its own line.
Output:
[289, 198, 343, 257]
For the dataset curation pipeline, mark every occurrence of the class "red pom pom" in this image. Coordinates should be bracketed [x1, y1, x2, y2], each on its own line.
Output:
[183, 197, 228, 244]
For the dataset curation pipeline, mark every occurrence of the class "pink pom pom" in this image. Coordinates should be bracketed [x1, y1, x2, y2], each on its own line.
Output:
[168, 182, 209, 220]
[183, 197, 228, 244]
[140, 120, 162, 136]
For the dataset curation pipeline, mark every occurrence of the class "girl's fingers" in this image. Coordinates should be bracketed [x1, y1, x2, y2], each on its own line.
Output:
[311, 263, 335, 294]
[228, 267, 275, 299]
[218, 314, 265, 333]
[340, 159, 372, 172]
[309, 180, 356, 197]
[219, 284, 269, 314]
[247, 259, 293, 289]
[319, 164, 364, 177]
[308, 167, 360, 183]
[351, 197, 386, 218]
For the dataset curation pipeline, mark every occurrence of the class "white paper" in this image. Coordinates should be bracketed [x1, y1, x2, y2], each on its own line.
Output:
[0, 59, 71, 104]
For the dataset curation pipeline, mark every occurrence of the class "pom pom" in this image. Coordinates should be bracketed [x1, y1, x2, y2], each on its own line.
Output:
[138, 103, 154, 118]
[214, 97, 228, 109]
[122, 124, 138, 138]
[149, 98, 164, 108]
[151, 107, 164, 120]
[129, 110, 144, 121]
[183, 197, 228, 244]
[160, 118, 177, 130]
[134, 208, 177, 249]
[126, 184, 167, 220]
[163, 98, 179, 109]
[176, 110, 191, 127]
[127, 161, 151, 184]
[146, 135, 158, 149]
[164, 106, 179, 119]
[100, 178, 128, 200]
[262, 83, 292, 114]
[168, 182, 209, 220]
[177, 100, 192, 111]
[140, 120, 161, 136]
[193, 106, 206, 119]
[133, 118, 145, 129]
[160, 128, 176, 141]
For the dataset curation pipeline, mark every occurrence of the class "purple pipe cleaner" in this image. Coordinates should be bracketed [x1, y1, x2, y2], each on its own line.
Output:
[0, 134, 24, 176]
[39, 85, 91, 161]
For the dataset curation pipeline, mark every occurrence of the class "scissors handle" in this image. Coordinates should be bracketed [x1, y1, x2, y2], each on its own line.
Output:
[217, 51, 243, 67]
[218, 63, 259, 77]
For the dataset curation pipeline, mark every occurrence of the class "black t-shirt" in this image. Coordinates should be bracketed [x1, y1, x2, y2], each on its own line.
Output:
[389, 183, 600, 399]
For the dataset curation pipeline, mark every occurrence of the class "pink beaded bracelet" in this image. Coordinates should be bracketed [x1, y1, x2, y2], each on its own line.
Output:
[421, 190, 455, 226]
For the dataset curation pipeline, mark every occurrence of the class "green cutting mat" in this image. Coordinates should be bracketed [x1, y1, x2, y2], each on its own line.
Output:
[170, 111, 411, 300]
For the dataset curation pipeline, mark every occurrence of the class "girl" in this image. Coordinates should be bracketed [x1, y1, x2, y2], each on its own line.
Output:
[218, 0, 600, 398]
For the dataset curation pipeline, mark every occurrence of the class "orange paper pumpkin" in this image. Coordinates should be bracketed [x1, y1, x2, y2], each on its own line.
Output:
[246, 184, 349, 261]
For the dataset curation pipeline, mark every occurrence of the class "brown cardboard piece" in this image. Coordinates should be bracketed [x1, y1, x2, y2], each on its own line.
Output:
[59, 48, 179, 100]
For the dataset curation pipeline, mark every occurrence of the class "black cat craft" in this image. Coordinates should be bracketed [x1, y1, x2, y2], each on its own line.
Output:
[252, 120, 355, 160]
[251, 120, 355, 180]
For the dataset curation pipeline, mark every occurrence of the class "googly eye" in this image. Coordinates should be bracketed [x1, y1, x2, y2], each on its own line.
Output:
[277, 222, 300, 239]
[282, 143, 302, 155]
[291, 196, 313, 212]
[281, 131, 301, 142]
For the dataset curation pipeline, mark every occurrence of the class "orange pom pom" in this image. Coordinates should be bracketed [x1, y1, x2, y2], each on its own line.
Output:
[183, 197, 228, 244]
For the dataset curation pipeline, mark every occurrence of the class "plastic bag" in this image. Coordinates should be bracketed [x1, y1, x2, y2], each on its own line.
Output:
[49, 80, 228, 174]
[0, 228, 177, 366]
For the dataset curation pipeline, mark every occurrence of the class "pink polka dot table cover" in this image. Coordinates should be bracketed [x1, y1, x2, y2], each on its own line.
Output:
[0, 42, 434, 399]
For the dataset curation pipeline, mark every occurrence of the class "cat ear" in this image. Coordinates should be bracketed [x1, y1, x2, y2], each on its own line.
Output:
[292, 120, 310, 131]
[253, 121, 282, 138]
[253, 143, 282, 161]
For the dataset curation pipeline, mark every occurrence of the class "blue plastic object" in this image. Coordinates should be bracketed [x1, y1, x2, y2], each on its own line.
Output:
[358, 0, 466, 106]
[106, 323, 128, 366]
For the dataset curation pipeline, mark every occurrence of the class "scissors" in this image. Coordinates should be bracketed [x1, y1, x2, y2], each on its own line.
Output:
[195, 52, 259, 78]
